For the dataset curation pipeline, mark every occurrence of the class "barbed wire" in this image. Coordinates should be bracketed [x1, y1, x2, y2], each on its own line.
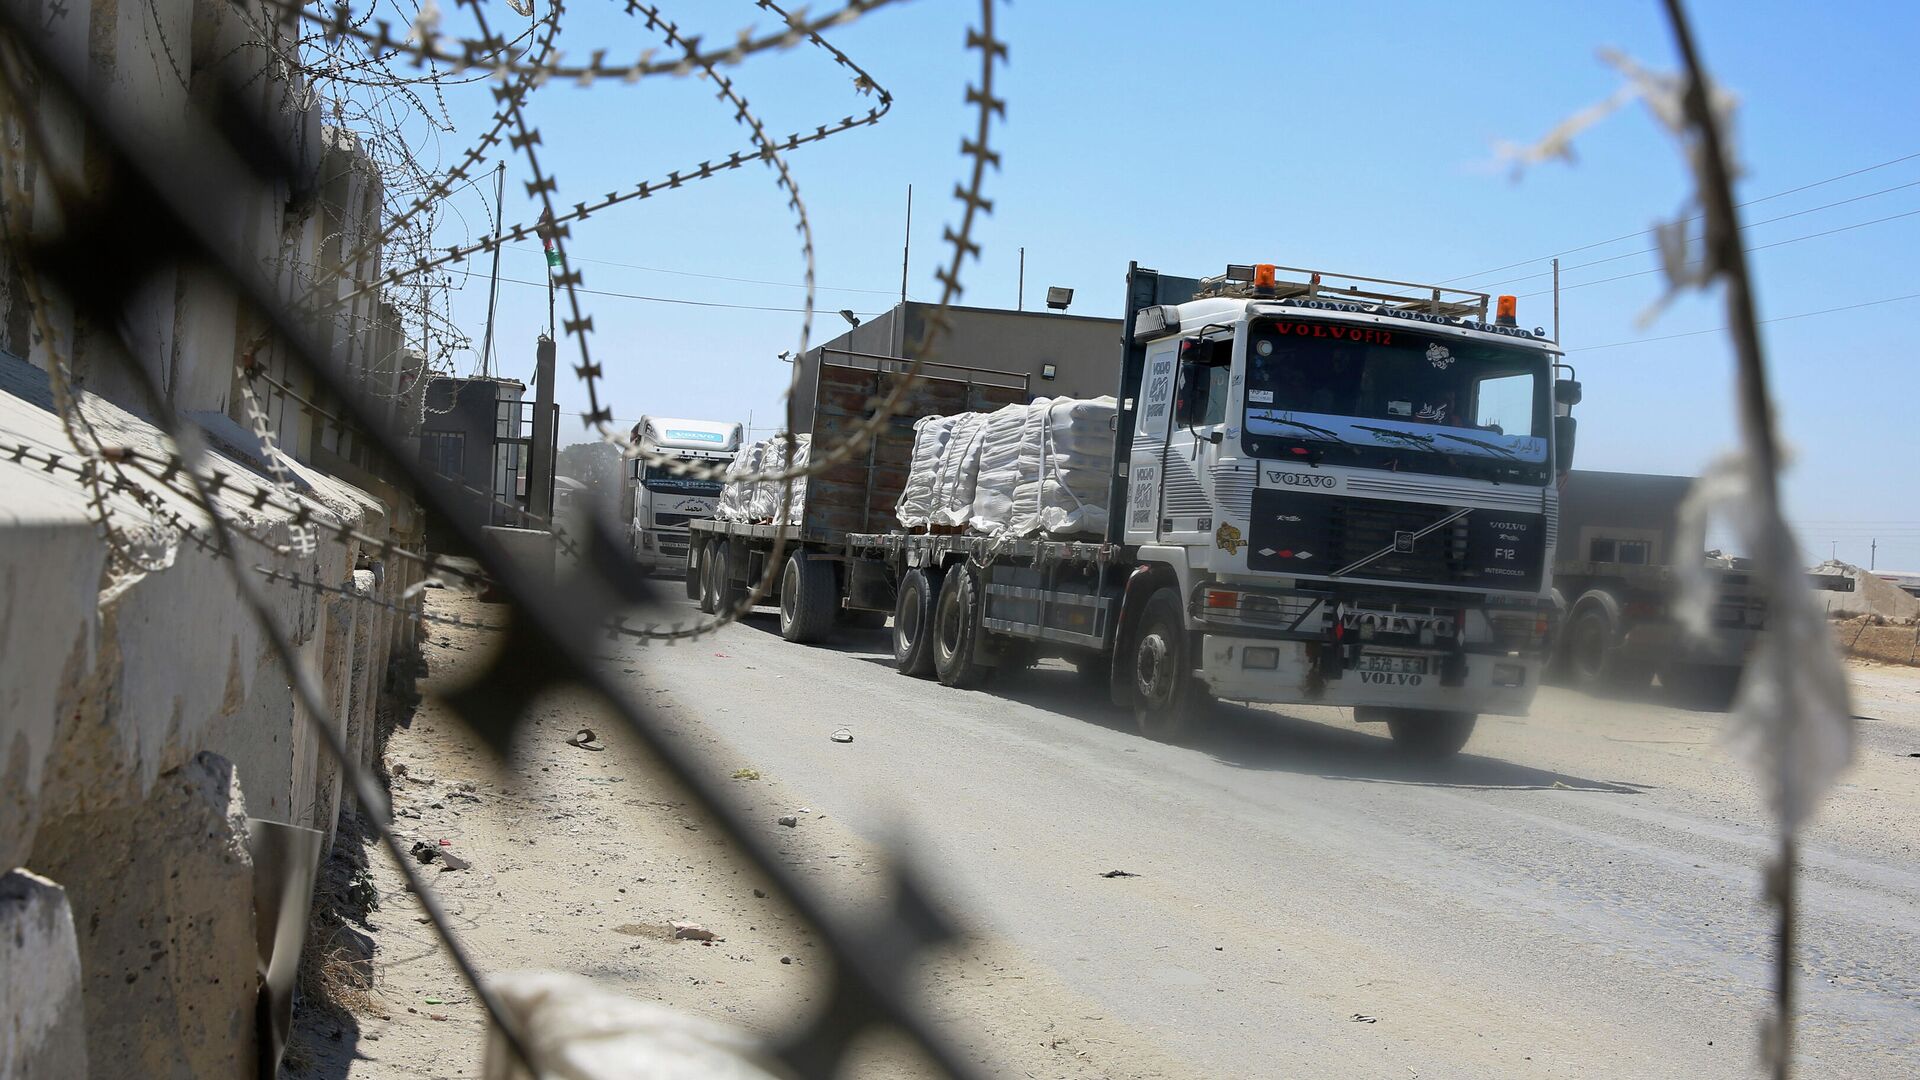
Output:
[0, 0, 1012, 1073]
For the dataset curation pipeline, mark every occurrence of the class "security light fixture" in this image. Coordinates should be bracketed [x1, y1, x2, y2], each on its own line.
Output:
[1044, 286, 1073, 310]
[838, 309, 861, 327]
[1041, 363, 1057, 380]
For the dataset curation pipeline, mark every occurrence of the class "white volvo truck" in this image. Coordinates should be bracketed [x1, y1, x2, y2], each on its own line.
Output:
[626, 416, 743, 575]
[693, 263, 1578, 755]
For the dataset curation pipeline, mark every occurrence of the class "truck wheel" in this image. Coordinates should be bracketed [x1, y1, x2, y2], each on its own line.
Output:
[1664, 662, 1742, 711]
[1566, 592, 1650, 691]
[779, 552, 837, 644]
[1378, 709, 1477, 757]
[696, 549, 718, 614]
[893, 568, 942, 678]
[1129, 588, 1200, 741]
[684, 549, 703, 602]
[932, 564, 993, 689]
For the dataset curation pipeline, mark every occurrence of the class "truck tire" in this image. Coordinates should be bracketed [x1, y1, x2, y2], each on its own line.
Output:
[1128, 588, 1202, 741]
[1566, 590, 1651, 692]
[684, 548, 703, 602]
[932, 564, 993, 689]
[778, 552, 837, 644]
[1369, 708, 1476, 757]
[1664, 662, 1742, 711]
[893, 567, 942, 678]
[696, 548, 718, 614]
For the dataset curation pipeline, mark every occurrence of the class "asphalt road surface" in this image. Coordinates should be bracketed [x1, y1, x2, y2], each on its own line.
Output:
[637, 594, 1920, 1079]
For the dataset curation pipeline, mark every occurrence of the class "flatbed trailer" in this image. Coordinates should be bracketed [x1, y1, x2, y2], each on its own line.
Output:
[686, 355, 1030, 636]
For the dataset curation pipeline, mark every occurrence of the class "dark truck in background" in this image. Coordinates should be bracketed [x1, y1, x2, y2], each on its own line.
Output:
[1550, 469, 1852, 707]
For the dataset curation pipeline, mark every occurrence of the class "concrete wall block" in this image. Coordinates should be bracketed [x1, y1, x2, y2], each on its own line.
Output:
[0, 869, 88, 1078]
[33, 537, 274, 824]
[29, 751, 256, 1079]
[0, 522, 106, 872]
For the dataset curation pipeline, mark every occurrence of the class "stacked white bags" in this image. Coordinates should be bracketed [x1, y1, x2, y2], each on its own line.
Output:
[1034, 396, 1116, 536]
[967, 402, 1035, 534]
[714, 441, 761, 522]
[895, 415, 955, 529]
[895, 396, 1115, 539]
[929, 412, 988, 528]
[718, 435, 811, 525]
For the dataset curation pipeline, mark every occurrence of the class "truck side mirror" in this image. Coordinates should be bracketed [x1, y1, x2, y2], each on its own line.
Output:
[1554, 379, 1583, 407]
[1554, 415, 1578, 472]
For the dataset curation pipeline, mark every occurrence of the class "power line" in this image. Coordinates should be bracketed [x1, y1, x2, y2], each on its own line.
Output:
[1522, 208, 1920, 298]
[1474, 177, 1920, 290]
[505, 244, 899, 296]
[1437, 148, 1920, 284]
[497, 274, 887, 315]
[1567, 289, 1920, 352]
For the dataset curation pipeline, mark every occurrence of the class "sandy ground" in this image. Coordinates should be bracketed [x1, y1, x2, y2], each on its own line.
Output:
[286, 585, 1190, 1080]
[288, 584, 1920, 1079]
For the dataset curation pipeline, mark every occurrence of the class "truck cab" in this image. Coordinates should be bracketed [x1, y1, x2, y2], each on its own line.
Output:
[1116, 263, 1574, 749]
[627, 416, 744, 576]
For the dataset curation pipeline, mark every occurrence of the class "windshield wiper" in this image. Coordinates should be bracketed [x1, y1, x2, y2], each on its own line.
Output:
[1351, 423, 1435, 445]
[1431, 430, 1521, 459]
[1256, 415, 1351, 444]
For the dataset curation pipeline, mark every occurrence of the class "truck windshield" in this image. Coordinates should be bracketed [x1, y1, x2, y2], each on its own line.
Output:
[642, 460, 724, 498]
[1242, 316, 1551, 481]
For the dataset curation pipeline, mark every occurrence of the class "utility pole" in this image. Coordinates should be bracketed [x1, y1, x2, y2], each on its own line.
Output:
[899, 184, 911, 307]
[1871, 538, 1877, 570]
[1018, 247, 1025, 311]
[1552, 258, 1561, 341]
[479, 162, 505, 378]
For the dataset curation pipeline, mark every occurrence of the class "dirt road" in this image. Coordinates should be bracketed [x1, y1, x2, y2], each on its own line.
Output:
[296, 586, 1920, 1078]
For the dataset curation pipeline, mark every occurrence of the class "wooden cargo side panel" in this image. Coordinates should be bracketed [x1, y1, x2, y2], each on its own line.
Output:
[805, 362, 1028, 541]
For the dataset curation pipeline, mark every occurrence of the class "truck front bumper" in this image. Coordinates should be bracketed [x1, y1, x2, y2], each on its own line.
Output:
[1196, 635, 1541, 716]
[634, 530, 691, 576]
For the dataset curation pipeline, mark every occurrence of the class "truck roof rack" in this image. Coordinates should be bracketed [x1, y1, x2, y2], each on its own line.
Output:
[1196, 264, 1491, 321]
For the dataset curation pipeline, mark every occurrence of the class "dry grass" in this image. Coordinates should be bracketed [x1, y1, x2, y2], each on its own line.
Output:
[1833, 616, 1920, 667]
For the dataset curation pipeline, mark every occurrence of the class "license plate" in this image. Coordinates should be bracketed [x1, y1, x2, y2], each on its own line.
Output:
[1355, 654, 1428, 675]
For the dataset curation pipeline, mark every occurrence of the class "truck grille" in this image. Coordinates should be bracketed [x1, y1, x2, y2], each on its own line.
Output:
[1249, 489, 1545, 591]
[653, 513, 698, 529]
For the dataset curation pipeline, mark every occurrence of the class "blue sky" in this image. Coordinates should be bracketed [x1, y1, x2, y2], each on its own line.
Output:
[426, 1, 1920, 569]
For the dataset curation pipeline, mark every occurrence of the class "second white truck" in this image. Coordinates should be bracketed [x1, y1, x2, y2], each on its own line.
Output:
[626, 416, 743, 576]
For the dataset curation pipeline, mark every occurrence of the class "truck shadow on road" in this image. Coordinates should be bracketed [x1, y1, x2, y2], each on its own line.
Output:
[736, 614, 1643, 793]
[995, 667, 1648, 794]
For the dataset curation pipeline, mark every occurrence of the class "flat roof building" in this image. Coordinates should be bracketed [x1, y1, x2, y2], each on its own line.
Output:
[788, 301, 1121, 433]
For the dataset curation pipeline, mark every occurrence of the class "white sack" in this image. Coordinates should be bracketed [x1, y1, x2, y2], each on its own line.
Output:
[967, 401, 1038, 534]
[928, 412, 989, 527]
[714, 441, 761, 522]
[895, 415, 955, 528]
